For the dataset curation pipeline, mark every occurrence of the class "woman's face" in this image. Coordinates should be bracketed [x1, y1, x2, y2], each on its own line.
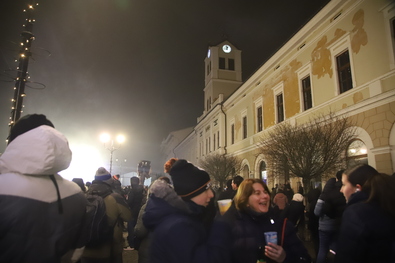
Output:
[340, 173, 357, 202]
[248, 183, 270, 213]
[191, 188, 214, 207]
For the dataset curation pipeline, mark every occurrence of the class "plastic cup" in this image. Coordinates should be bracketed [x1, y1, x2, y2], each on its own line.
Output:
[217, 199, 232, 215]
[264, 231, 278, 245]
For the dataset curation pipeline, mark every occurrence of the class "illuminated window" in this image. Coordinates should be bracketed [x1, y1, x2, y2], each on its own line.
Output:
[346, 139, 368, 167]
[259, 161, 267, 184]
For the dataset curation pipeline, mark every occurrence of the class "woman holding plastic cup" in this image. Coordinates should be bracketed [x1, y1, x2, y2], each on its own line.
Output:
[217, 178, 311, 263]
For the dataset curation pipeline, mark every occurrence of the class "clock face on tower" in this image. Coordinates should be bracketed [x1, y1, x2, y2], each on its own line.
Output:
[207, 49, 211, 58]
[222, 44, 232, 53]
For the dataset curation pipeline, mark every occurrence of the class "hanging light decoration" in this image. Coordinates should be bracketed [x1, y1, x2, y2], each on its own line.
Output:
[8, 1, 39, 130]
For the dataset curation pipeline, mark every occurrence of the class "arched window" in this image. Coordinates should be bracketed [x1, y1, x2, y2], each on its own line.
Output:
[242, 165, 249, 178]
[346, 139, 368, 167]
[259, 161, 267, 184]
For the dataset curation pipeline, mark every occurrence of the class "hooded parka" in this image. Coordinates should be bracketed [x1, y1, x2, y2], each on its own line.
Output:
[0, 125, 86, 263]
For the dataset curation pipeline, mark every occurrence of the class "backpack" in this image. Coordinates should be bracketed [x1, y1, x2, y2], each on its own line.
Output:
[78, 187, 114, 248]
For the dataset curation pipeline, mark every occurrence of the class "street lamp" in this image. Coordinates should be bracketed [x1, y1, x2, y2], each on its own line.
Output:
[100, 133, 125, 174]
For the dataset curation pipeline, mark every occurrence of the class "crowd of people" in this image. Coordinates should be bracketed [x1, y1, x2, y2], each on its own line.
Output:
[1, 114, 395, 263]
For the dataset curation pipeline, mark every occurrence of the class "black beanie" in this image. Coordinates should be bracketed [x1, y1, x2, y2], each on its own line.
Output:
[8, 114, 54, 144]
[168, 159, 211, 199]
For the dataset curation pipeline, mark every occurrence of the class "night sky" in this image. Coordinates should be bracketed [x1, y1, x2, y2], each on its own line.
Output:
[0, 0, 330, 182]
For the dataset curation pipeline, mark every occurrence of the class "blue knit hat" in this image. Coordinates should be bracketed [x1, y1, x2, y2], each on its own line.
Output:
[95, 167, 111, 181]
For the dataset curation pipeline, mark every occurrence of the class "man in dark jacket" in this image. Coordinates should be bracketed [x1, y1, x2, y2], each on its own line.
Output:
[143, 158, 230, 263]
[126, 176, 145, 250]
[217, 179, 236, 200]
[82, 167, 132, 263]
[0, 114, 86, 263]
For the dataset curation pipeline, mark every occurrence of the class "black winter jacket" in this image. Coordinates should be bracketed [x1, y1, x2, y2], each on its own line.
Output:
[335, 191, 395, 263]
[221, 205, 311, 263]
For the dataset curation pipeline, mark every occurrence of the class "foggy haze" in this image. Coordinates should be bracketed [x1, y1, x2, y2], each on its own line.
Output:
[0, 0, 329, 183]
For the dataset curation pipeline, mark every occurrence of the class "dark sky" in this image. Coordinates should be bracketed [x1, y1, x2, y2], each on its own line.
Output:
[0, 0, 329, 180]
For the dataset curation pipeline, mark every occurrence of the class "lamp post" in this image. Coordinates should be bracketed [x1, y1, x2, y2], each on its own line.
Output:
[100, 133, 125, 174]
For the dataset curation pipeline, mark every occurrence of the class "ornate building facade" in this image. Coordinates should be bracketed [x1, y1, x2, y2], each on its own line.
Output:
[161, 0, 395, 189]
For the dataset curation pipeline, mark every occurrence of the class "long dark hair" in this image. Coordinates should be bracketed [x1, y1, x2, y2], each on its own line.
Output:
[343, 164, 379, 187]
[362, 173, 395, 218]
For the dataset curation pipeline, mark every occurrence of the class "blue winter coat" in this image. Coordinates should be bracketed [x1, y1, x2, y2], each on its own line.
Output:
[142, 180, 230, 263]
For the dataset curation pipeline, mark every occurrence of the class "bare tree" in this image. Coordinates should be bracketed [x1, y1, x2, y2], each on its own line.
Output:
[199, 153, 242, 191]
[259, 113, 357, 193]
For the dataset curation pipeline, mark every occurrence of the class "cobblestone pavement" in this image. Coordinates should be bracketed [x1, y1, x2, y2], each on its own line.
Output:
[123, 249, 138, 263]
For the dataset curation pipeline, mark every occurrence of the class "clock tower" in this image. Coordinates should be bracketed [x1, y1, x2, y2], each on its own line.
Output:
[204, 41, 242, 112]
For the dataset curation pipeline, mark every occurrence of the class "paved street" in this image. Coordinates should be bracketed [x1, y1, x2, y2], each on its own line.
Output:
[123, 249, 138, 263]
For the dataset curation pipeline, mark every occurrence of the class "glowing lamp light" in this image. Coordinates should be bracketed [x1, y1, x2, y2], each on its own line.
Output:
[99, 132, 126, 174]
[360, 149, 367, 154]
[100, 133, 111, 143]
[116, 134, 125, 144]
[350, 149, 356, 154]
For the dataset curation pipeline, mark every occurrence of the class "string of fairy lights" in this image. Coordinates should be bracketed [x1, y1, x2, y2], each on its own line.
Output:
[8, 1, 39, 130]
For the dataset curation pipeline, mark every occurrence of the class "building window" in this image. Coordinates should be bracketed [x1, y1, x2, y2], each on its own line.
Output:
[243, 165, 249, 178]
[336, 50, 353, 93]
[273, 83, 284, 123]
[206, 97, 211, 111]
[391, 17, 395, 67]
[242, 116, 247, 139]
[381, 2, 395, 69]
[259, 161, 267, 184]
[257, 106, 263, 132]
[346, 139, 368, 167]
[219, 57, 225, 69]
[229, 59, 235, 70]
[301, 76, 312, 110]
[276, 93, 284, 123]
[213, 133, 216, 150]
[231, 124, 235, 144]
[217, 131, 220, 148]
